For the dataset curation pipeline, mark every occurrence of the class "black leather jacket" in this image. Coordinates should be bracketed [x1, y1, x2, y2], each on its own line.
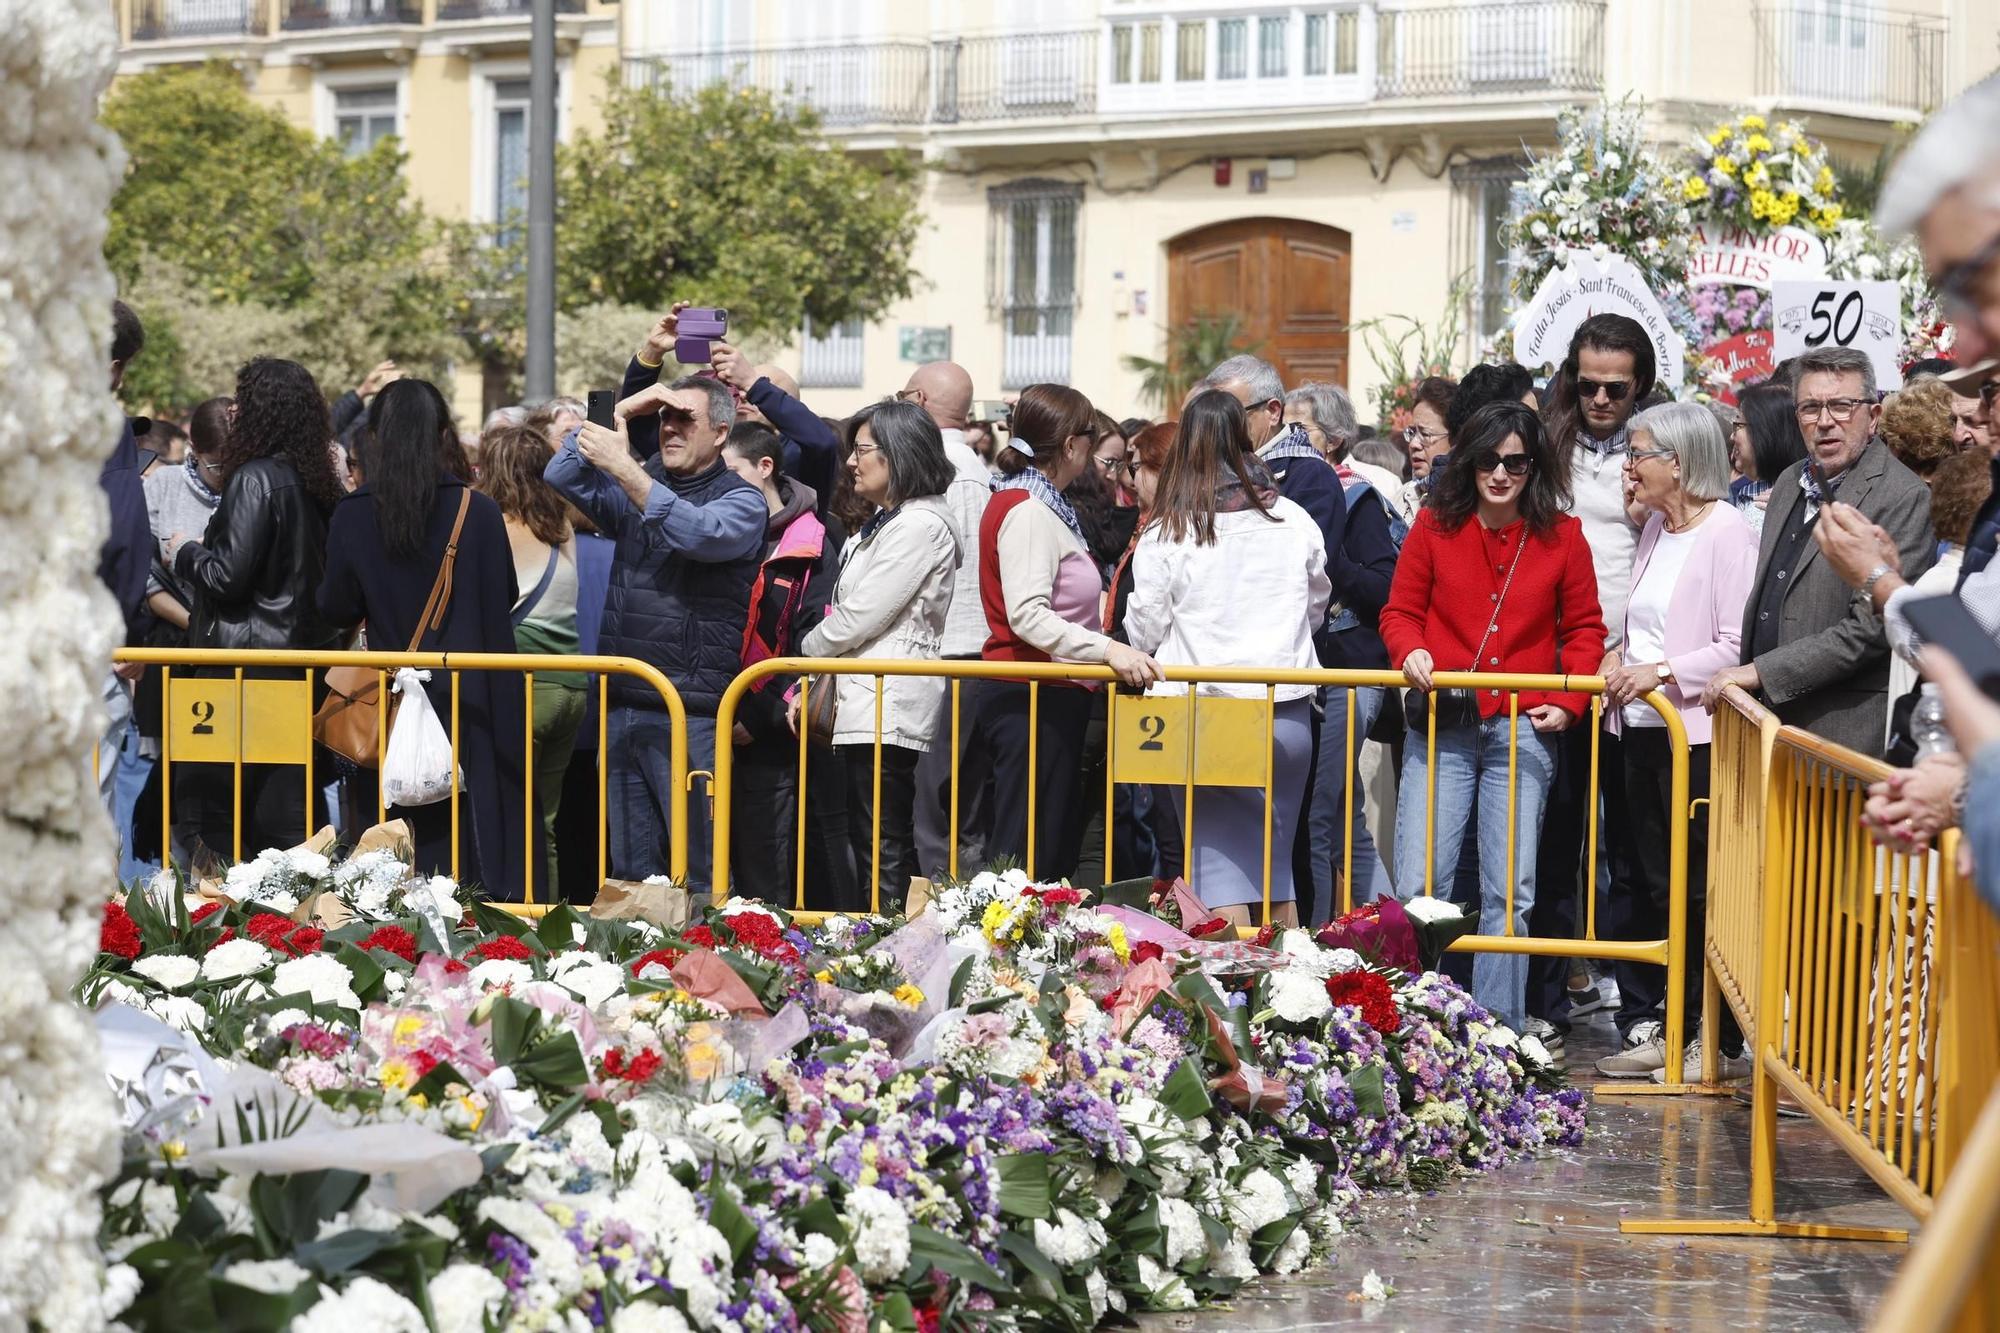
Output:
[176, 456, 340, 653]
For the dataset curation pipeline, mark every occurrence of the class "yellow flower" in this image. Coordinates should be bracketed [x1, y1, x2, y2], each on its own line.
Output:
[546, 1203, 577, 1229]
[456, 1095, 486, 1132]
[981, 899, 1012, 942]
[1713, 156, 1736, 177]
[1740, 113, 1766, 130]
[393, 1015, 426, 1047]
[892, 982, 925, 1007]
[1816, 202, 1844, 230]
[1707, 128, 1729, 147]
[1682, 174, 1710, 202]
[1107, 922, 1130, 965]
[814, 970, 833, 984]
[1745, 133, 1773, 154]
[1816, 165, 1836, 193]
[1744, 162, 1769, 188]
[379, 1056, 416, 1091]
[160, 1140, 188, 1162]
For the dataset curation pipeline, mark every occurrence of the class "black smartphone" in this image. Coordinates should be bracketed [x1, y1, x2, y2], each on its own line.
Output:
[586, 389, 617, 429]
[1902, 594, 2000, 699]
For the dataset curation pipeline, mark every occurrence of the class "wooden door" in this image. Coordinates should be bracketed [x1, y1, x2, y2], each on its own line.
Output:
[1167, 217, 1351, 387]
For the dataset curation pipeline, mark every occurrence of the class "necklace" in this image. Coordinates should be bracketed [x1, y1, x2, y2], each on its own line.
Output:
[1664, 500, 1715, 534]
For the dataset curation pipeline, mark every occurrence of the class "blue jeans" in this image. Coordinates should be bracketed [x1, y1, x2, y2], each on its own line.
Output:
[607, 705, 714, 892]
[1309, 684, 1391, 912]
[1393, 713, 1557, 1029]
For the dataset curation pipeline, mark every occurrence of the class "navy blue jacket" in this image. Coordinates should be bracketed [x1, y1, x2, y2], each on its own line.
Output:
[545, 434, 766, 716]
[1257, 439, 1348, 668]
[619, 358, 839, 520]
[1318, 477, 1399, 670]
[99, 417, 153, 637]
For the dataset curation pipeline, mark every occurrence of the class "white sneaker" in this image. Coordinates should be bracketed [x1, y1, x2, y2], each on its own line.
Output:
[1568, 978, 1621, 1017]
[1652, 1037, 1752, 1084]
[1524, 1016, 1565, 1056]
[1594, 1020, 1666, 1078]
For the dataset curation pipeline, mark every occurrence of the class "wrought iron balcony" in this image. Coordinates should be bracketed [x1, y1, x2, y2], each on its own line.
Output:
[277, 0, 419, 29]
[435, 0, 580, 19]
[129, 0, 262, 40]
[1754, 4, 1948, 117]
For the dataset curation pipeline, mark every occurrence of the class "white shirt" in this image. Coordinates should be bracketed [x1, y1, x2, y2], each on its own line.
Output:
[936, 427, 993, 657]
[1123, 496, 1332, 701]
[1568, 441, 1641, 650]
[1620, 526, 1697, 727]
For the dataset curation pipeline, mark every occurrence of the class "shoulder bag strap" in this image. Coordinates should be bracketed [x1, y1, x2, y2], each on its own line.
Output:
[510, 546, 560, 629]
[1464, 533, 1527, 672]
[406, 487, 473, 652]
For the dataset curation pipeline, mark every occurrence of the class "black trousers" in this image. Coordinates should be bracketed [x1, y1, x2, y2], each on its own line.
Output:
[1528, 725, 1631, 1029]
[1611, 730, 1740, 1049]
[176, 762, 316, 873]
[730, 743, 798, 904]
[837, 742, 919, 914]
[977, 682, 1093, 881]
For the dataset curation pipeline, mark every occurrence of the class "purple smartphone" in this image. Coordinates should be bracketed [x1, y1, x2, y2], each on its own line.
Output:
[674, 307, 728, 364]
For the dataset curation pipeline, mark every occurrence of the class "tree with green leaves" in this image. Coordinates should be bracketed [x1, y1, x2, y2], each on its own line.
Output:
[554, 76, 923, 341]
[102, 63, 461, 413]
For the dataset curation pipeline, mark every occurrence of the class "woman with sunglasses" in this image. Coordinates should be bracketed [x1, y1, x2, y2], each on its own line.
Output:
[1379, 401, 1606, 1030]
[976, 384, 1162, 880]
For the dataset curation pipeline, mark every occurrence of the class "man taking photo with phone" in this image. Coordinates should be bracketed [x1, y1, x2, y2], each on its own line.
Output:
[1701, 346, 1935, 759]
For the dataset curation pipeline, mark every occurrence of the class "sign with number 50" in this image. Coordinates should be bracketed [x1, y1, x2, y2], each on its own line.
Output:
[1772, 279, 1903, 391]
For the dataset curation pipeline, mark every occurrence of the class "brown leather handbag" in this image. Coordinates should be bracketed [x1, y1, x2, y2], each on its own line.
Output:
[313, 488, 472, 766]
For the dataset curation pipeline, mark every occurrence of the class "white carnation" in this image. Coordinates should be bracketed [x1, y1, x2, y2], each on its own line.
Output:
[1156, 1197, 1205, 1269]
[1519, 1035, 1555, 1069]
[800, 1232, 838, 1270]
[148, 995, 208, 1034]
[610, 1306, 693, 1333]
[1325, 947, 1364, 972]
[292, 1275, 426, 1333]
[200, 938, 275, 982]
[219, 1258, 312, 1294]
[1231, 1167, 1292, 1232]
[101, 1263, 143, 1320]
[1136, 1255, 1196, 1309]
[1361, 1269, 1393, 1301]
[467, 958, 533, 991]
[271, 954, 362, 1009]
[130, 954, 200, 991]
[1401, 895, 1464, 924]
[1267, 970, 1332, 1024]
[842, 1185, 912, 1281]
[548, 953, 626, 1007]
[1272, 1222, 1314, 1274]
[427, 1263, 507, 1333]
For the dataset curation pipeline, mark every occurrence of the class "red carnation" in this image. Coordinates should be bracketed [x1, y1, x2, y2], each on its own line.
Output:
[1039, 887, 1083, 908]
[190, 902, 223, 926]
[100, 901, 142, 960]
[631, 948, 683, 976]
[600, 1047, 665, 1083]
[358, 925, 419, 964]
[1132, 940, 1165, 965]
[208, 927, 236, 951]
[437, 955, 469, 975]
[244, 913, 293, 947]
[466, 934, 533, 963]
[287, 926, 325, 955]
[1325, 970, 1402, 1034]
[681, 925, 717, 950]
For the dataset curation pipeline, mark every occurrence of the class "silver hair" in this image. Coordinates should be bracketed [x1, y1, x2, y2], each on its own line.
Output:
[668, 374, 739, 430]
[1794, 345, 1877, 400]
[1285, 381, 1359, 455]
[1198, 353, 1284, 406]
[1878, 72, 2000, 235]
[1631, 401, 1731, 502]
[542, 395, 585, 419]
[483, 405, 529, 433]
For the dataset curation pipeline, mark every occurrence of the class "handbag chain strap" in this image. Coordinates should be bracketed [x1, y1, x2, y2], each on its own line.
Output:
[1463, 528, 1528, 673]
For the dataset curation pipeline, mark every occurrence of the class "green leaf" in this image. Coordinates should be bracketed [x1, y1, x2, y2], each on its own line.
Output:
[585, 1097, 626, 1148]
[469, 899, 534, 940]
[905, 1223, 1013, 1294]
[212, 1273, 319, 1333]
[995, 1153, 1052, 1220]
[708, 1184, 758, 1266]
[292, 1227, 393, 1277]
[947, 954, 976, 1007]
[536, 904, 584, 950]
[334, 941, 386, 1004]
[1350, 1064, 1388, 1120]
[537, 1092, 586, 1138]
[1158, 1058, 1212, 1122]
[998, 1228, 1061, 1285]
[515, 1032, 589, 1088]
[793, 1196, 846, 1243]
[410, 1059, 471, 1103]
[249, 1169, 367, 1250]
[486, 995, 537, 1066]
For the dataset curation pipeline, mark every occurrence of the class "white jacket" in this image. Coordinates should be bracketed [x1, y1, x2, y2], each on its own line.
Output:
[1123, 495, 1331, 701]
[800, 493, 960, 750]
[937, 429, 993, 657]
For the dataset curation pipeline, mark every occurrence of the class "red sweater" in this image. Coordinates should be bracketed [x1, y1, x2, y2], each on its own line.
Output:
[1379, 509, 1607, 719]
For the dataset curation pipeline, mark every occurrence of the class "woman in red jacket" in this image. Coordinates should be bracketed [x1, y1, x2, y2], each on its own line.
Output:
[1379, 400, 1606, 1030]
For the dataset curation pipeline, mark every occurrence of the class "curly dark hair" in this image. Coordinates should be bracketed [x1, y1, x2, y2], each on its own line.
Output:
[1429, 401, 1570, 535]
[216, 357, 343, 508]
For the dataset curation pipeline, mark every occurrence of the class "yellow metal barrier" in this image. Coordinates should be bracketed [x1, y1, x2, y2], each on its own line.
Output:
[709, 656, 1691, 1079]
[1699, 686, 1781, 1085]
[1624, 719, 2000, 1244]
[109, 647, 690, 901]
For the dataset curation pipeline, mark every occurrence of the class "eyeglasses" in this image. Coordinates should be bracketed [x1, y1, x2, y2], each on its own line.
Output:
[1402, 424, 1448, 445]
[1093, 454, 1127, 476]
[894, 387, 923, 403]
[851, 442, 882, 458]
[1795, 398, 1868, 424]
[1980, 380, 2000, 410]
[1932, 228, 2000, 325]
[1627, 446, 1676, 464]
[1576, 377, 1634, 403]
[1472, 451, 1533, 476]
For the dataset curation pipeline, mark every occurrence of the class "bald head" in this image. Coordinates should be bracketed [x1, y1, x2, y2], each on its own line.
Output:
[903, 361, 973, 431]
[755, 364, 799, 399]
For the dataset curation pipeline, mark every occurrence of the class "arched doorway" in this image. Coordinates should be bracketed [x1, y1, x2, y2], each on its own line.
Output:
[1167, 217, 1352, 387]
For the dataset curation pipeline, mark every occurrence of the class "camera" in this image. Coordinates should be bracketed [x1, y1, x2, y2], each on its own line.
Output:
[972, 399, 1012, 429]
[675, 307, 728, 364]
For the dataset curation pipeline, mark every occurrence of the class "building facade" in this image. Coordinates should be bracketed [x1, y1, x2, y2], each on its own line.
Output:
[115, 0, 1994, 420]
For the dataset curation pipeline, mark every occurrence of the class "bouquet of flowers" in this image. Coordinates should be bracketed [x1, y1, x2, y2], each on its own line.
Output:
[1682, 111, 1843, 236]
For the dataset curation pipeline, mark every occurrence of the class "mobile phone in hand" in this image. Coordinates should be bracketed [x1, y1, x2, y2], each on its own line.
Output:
[1804, 454, 1832, 501]
[1903, 594, 2000, 700]
[675, 307, 728, 364]
[586, 389, 617, 429]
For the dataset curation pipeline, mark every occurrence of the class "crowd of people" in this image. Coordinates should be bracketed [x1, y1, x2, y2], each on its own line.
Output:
[91, 73, 2000, 1077]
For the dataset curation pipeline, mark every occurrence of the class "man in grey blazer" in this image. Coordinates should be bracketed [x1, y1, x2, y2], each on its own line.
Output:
[1701, 347, 1936, 759]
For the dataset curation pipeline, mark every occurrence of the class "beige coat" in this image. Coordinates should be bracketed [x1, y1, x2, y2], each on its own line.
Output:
[800, 493, 960, 750]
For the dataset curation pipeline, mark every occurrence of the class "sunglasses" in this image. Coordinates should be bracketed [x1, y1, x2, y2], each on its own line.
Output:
[1473, 451, 1533, 476]
[1933, 228, 2000, 325]
[1576, 377, 1633, 402]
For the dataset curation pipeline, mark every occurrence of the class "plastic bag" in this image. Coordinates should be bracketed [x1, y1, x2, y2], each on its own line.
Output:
[381, 668, 457, 808]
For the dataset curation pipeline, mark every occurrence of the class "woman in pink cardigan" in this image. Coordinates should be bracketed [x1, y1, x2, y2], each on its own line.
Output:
[1596, 401, 1758, 1083]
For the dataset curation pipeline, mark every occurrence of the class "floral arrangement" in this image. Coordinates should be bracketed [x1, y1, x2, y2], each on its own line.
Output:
[1682, 112, 1842, 235]
[83, 855, 1583, 1330]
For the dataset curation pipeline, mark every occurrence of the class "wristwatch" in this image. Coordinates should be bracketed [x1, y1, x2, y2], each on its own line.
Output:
[1863, 564, 1894, 595]
[1655, 663, 1673, 684]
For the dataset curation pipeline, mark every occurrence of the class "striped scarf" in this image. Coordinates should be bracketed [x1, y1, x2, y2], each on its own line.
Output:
[995, 465, 1086, 546]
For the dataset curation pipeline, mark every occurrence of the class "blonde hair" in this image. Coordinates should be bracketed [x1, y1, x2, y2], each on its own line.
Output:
[1880, 378, 1957, 478]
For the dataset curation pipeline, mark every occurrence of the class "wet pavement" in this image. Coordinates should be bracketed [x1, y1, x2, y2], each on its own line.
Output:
[1155, 1009, 1913, 1331]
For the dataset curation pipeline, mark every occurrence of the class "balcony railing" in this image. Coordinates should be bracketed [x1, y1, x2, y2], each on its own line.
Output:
[130, 0, 262, 39]
[277, 0, 418, 29]
[622, 2, 1605, 129]
[1754, 4, 1947, 116]
[435, 0, 579, 19]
